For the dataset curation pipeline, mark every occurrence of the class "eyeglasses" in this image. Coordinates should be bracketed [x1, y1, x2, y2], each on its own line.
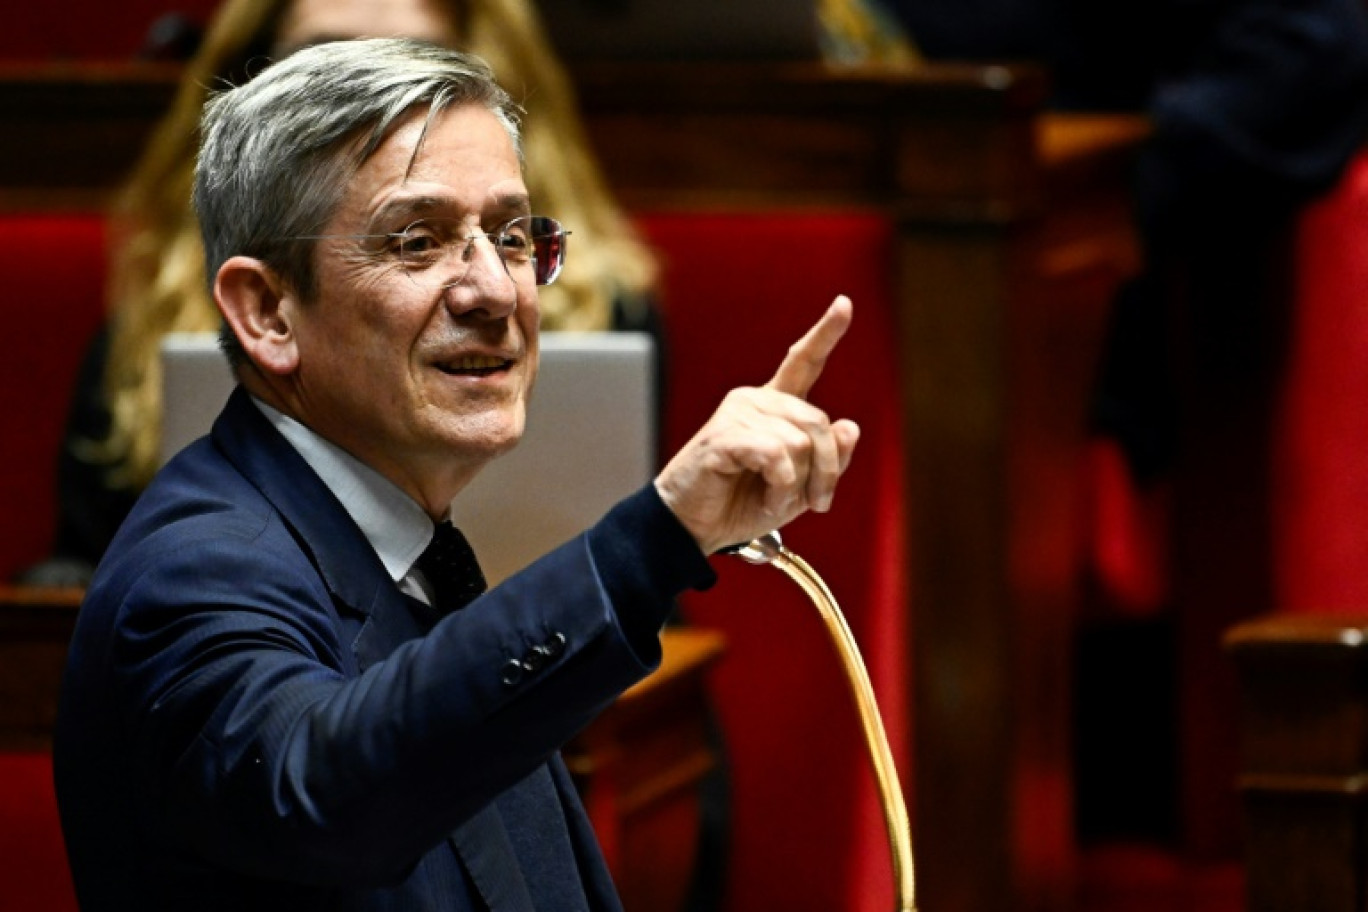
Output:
[297, 215, 570, 288]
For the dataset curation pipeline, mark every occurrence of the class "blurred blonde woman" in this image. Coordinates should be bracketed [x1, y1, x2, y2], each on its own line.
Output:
[33, 0, 660, 581]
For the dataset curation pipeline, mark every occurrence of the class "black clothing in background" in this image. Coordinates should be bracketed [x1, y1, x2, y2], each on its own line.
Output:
[884, 0, 1368, 480]
[31, 325, 138, 586]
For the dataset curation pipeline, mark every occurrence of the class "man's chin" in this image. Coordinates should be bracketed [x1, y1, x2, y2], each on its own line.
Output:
[441, 411, 526, 461]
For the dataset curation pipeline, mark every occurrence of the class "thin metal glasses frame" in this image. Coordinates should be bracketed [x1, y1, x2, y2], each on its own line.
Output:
[291, 214, 570, 287]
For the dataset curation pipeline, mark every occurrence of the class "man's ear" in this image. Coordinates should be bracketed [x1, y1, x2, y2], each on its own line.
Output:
[215, 256, 300, 376]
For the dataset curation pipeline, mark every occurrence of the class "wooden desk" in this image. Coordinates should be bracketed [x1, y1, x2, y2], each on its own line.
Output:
[0, 586, 725, 912]
[0, 585, 81, 751]
[565, 628, 726, 912]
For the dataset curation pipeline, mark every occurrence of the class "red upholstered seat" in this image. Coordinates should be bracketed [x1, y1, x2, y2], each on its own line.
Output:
[1272, 151, 1368, 614]
[0, 753, 77, 909]
[0, 213, 107, 581]
[1083, 437, 1172, 617]
[0, 213, 104, 910]
[1084, 152, 1368, 621]
[1074, 151, 1368, 911]
[638, 210, 910, 912]
[0, 0, 220, 60]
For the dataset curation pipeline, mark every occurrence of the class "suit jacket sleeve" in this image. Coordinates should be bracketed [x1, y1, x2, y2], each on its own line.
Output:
[104, 483, 712, 887]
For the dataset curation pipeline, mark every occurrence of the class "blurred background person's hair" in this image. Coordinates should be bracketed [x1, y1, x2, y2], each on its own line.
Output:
[36, 0, 660, 583]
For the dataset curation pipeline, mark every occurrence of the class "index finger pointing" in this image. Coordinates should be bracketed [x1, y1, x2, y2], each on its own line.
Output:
[766, 295, 853, 398]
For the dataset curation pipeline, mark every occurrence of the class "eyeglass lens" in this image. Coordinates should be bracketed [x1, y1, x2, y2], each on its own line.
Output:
[396, 215, 568, 288]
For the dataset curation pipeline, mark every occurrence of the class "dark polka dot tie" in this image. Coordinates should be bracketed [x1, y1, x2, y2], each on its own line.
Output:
[416, 520, 487, 614]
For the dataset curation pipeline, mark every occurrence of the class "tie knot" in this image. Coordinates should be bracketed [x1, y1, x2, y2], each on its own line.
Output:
[416, 521, 487, 613]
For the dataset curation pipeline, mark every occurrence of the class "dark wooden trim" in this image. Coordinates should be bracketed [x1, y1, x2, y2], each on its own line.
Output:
[0, 60, 1133, 220]
[1226, 614, 1368, 912]
[0, 62, 179, 210]
[0, 586, 81, 751]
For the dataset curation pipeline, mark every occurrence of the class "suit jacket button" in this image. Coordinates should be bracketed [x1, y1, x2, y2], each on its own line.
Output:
[500, 659, 525, 687]
[522, 649, 546, 672]
[543, 632, 567, 658]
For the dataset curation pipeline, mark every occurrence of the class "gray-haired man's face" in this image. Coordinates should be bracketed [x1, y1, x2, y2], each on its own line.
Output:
[281, 103, 540, 517]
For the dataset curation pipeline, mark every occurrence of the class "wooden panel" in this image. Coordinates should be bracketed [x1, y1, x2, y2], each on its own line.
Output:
[1226, 615, 1368, 912]
[0, 587, 80, 751]
[569, 61, 1050, 217]
[0, 62, 178, 210]
[895, 124, 1140, 912]
[0, 59, 1058, 214]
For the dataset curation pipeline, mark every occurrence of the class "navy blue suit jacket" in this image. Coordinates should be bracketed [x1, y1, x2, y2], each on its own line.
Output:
[54, 387, 713, 910]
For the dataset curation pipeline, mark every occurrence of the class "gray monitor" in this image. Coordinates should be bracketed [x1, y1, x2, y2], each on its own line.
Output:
[160, 331, 656, 584]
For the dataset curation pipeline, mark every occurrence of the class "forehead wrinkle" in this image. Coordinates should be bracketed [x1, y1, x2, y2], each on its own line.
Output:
[355, 113, 531, 233]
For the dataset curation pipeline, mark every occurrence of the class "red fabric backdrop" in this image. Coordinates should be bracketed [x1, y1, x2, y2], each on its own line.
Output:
[639, 210, 910, 912]
[0, 214, 107, 908]
[1272, 152, 1368, 615]
[2, 2, 220, 60]
[0, 214, 107, 582]
[0, 753, 76, 909]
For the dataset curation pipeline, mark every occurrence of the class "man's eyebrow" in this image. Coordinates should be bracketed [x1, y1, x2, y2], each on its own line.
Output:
[490, 192, 532, 216]
[366, 193, 532, 231]
[366, 196, 446, 230]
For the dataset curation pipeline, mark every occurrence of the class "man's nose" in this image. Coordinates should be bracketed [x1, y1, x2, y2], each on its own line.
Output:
[446, 235, 518, 318]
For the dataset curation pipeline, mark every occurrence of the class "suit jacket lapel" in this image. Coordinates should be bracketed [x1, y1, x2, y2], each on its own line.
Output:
[450, 805, 537, 912]
[211, 388, 435, 663]
[210, 387, 538, 910]
[212, 390, 385, 605]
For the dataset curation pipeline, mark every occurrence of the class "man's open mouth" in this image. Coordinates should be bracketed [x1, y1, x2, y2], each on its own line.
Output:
[438, 355, 513, 377]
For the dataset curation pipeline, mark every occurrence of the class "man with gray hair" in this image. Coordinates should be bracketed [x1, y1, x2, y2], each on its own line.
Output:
[54, 38, 859, 911]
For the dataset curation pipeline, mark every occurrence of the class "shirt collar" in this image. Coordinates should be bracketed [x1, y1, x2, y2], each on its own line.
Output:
[252, 397, 434, 582]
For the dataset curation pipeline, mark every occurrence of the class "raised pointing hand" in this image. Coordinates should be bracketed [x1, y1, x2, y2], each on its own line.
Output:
[654, 295, 861, 555]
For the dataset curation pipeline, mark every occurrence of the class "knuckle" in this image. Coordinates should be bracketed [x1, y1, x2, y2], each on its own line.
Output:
[760, 436, 791, 461]
[779, 424, 811, 453]
[724, 386, 762, 409]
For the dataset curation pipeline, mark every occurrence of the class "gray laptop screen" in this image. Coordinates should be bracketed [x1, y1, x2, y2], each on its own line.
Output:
[160, 331, 656, 584]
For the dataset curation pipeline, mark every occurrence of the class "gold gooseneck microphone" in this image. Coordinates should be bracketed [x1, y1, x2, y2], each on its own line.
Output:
[731, 531, 917, 912]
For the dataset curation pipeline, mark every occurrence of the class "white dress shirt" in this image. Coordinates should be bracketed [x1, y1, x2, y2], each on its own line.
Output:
[253, 398, 443, 606]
